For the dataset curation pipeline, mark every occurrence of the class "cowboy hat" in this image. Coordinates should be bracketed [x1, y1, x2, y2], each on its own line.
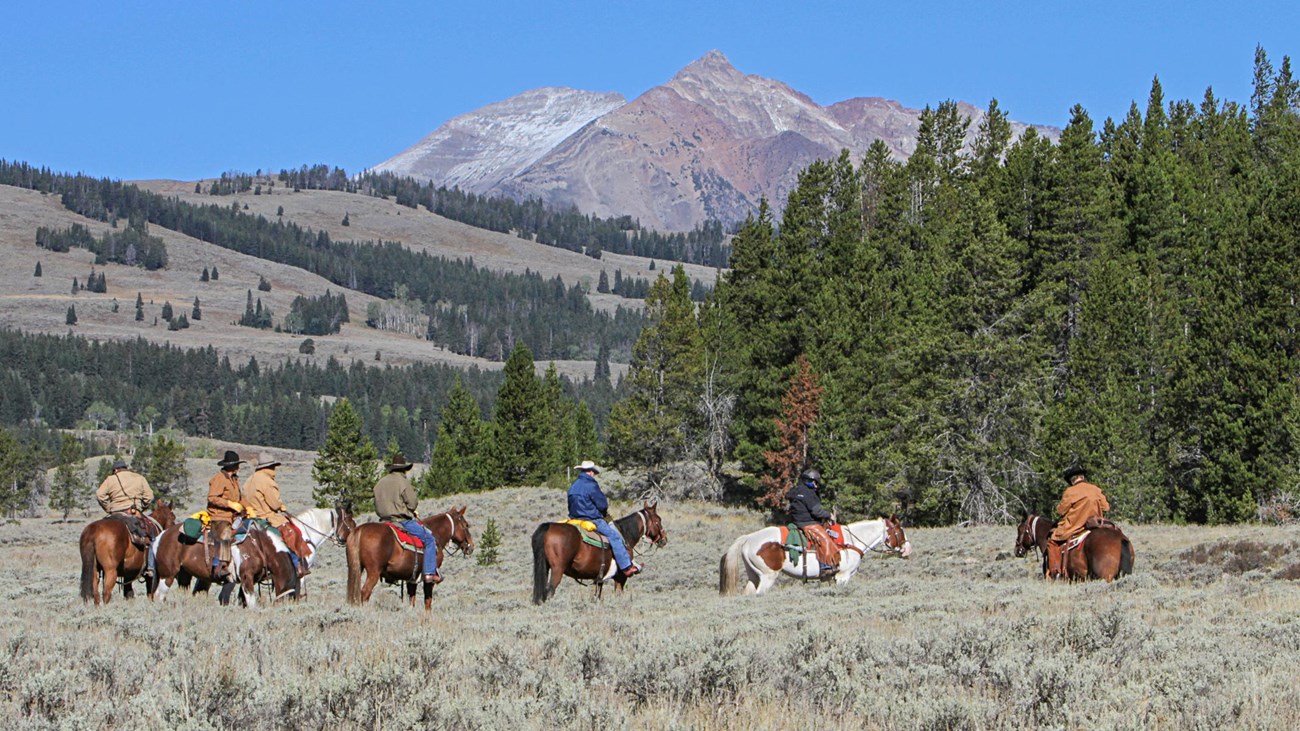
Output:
[112, 458, 128, 471]
[573, 460, 601, 474]
[217, 450, 245, 468]
[386, 454, 415, 472]
[253, 451, 282, 470]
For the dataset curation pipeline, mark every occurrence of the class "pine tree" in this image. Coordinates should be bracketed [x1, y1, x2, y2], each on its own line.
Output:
[475, 518, 502, 566]
[312, 398, 380, 511]
[597, 269, 610, 293]
[49, 434, 86, 522]
[192, 297, 201, 321]
[607, 266, 703, 489]
[758, 355, 823, 507]
[161, 301, 174, 322]
[211, 266, 219, 281]
[65, 305, 77, 326]
[201, 267, 209, 282]
[489, 343, 548, 485]
[135, 292, 144, 321]
[141, 434, 190, 505]
[33, 261, 41, 277]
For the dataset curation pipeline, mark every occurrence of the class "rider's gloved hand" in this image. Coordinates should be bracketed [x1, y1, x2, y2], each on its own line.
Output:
[229, 501, 244, 514]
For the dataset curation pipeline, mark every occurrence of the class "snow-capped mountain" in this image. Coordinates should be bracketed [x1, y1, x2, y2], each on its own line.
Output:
[375, 51, 1057, 232]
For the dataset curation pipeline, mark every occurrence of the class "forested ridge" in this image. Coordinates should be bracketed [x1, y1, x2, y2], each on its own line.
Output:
[276, 167, 732, 267]
[0, 161, 644, 362]
[703, 51, 1300, 525]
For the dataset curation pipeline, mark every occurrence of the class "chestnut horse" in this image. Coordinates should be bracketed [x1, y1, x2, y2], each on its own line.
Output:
[222, 505, 358, 606]
[531, 502, 668, 604]
[345, 507, 474, 610]
[79, 501, 176, 606]
[1059, 523, 1135, 582]
[1014, 513, 1055, 577]
[719, 516, 911, 596]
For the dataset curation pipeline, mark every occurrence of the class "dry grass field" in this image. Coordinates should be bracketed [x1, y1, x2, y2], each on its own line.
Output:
[3, 454, 1300, 730]
[0, 179, 719, 381]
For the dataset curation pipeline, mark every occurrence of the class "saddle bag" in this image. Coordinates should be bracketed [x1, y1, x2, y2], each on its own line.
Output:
[180, 517, 204, 544]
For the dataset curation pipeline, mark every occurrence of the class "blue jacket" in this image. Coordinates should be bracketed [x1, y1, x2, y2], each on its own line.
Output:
[567, 473, 608, 521]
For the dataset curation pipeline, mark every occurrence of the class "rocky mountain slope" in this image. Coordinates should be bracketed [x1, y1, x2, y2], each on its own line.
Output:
[375, 50, 1059, 231]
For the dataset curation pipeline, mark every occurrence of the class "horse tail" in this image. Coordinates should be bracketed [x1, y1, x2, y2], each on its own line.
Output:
[531, 523, 551, 605]
[1119, 538, 1134, 576]
[719, 535, 747, 596]
[345, 530, 362, 605]
[79, 528, 98, 603]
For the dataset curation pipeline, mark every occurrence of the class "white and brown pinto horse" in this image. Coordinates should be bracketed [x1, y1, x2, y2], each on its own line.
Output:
[719, 516, 911, 596]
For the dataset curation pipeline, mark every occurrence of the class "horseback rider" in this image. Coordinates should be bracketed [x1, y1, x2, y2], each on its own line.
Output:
[95, 458, 158, 570]
[205, 450, 246, 582]
[243, 452, 313, 578]
[787, 468, 839, 576]
[1045, 466, 1111, 579]
[567, 460, 640, 578]
[373, 454, 441, 585]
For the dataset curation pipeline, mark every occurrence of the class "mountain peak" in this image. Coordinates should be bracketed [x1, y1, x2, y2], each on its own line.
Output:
[671, 50, 742, 83]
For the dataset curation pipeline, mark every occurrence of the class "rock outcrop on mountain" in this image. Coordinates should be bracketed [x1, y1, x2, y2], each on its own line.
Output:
[375, 51, 1057, 232]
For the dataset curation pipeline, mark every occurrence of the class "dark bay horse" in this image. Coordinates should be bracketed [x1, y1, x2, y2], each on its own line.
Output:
[79, 501, 176, 606]
[346, 507, 474, 610]
[1060, 523, 1135, 582]
[1014, 513, 1055, 577]
[532, 502, 667, 604]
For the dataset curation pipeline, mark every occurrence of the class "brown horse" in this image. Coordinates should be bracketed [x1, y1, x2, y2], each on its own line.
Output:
[1059, 523, 1135, 582]
[345, 507, 474, 610]
[79, 501, 176, 606]
[217, 527, 299, 608]
[1014, 513, 1056, 577]
[152, 516, 244, 602]
[532, 502, 667, 604]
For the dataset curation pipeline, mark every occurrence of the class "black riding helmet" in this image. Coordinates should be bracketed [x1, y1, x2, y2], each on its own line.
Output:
[800, 468, 822, 487]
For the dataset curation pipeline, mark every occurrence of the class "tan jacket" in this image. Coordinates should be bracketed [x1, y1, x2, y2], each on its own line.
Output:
[1050, 480, 1110, 541]
[206, 470, 243, 523]
[244, 468, 288, 528]
[374, 472, 418, 522]
[96, 469, 153, 514]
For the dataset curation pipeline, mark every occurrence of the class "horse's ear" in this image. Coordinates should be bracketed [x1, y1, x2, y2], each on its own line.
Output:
[645, 500, 657, 509]
[458, 505, 467, 515]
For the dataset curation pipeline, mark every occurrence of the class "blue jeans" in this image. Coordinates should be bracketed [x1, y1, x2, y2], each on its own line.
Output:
[402, 519, 439, 576]
[595, 519, 632, 571]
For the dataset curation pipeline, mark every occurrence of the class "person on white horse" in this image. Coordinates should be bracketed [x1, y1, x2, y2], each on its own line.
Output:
[567, 460, 640, 578]
[787, 468, 839, 577]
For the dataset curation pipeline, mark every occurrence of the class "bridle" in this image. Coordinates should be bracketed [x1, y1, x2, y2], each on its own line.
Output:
[629, 509, 667, 559]
[440, 512, 473, 557]
[1017, 515, 1043, 559]
[292, 508, 348, 548]
[843, 519, 905, 557]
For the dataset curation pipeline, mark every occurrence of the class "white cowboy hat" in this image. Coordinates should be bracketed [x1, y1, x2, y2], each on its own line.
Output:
[253, 451, 282, 470]
[573, 460, 601, 474]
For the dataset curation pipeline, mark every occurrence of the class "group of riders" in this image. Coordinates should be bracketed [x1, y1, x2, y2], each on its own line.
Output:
[95, 439, 1109, 588]
[96, 449, 318, 582]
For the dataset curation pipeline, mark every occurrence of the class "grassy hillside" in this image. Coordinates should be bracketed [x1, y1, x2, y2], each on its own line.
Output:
[0, 177, 724, 381]
[4, 467, 1299, 729]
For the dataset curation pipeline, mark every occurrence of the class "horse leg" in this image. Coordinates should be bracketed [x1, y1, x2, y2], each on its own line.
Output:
[101, 564, 118, 606]
[406, 581, 417, 608]
[423, 581, 433, 611]
[218, 580, 237, 606]
[359, 568, 381, 603]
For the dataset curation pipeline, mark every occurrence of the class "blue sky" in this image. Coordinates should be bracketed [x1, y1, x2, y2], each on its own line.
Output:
[2, 1, 1295, 181]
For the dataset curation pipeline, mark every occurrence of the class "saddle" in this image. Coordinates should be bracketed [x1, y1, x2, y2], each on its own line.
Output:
[560, 519, 608, 549]
[384, 523, 426, 552]
[779, 524, 846, 564]
[111, 512, 158, 548]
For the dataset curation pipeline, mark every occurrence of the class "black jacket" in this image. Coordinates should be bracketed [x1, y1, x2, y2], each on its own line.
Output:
[787, 482, 832, 527]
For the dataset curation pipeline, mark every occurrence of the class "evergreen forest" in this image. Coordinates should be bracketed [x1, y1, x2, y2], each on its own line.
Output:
[673, 50, 1300, 526]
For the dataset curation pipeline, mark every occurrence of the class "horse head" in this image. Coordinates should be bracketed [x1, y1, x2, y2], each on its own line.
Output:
[449, 506, 475, 556]
[151, 499, 177, 529]
[642, 501, 668, 547]
[1014, 514, 1037, 557]
[334, 503, 358, 546]
[883, 514, 911, 558]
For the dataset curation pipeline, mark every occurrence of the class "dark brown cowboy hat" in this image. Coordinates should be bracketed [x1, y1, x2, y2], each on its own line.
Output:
[217, 450, 245, 468]
[1062, 465, 1088, 482]
[387, 454, 415, 472]
[112, 458, 128, 471]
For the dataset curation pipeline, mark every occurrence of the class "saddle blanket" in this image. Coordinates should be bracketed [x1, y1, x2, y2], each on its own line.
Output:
[559, 519, 608, 548]
[385, 523, 425, 552]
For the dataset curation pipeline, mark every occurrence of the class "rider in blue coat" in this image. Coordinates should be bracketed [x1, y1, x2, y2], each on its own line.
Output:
[567, 460, 640, 577]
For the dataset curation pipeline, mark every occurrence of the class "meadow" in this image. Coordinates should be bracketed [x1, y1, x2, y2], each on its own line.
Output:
[3, 476, 1300, 730]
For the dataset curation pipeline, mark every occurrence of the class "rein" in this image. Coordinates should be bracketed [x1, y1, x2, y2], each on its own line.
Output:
[843, 521, 900, 556]
[293, 509, 342, 547]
